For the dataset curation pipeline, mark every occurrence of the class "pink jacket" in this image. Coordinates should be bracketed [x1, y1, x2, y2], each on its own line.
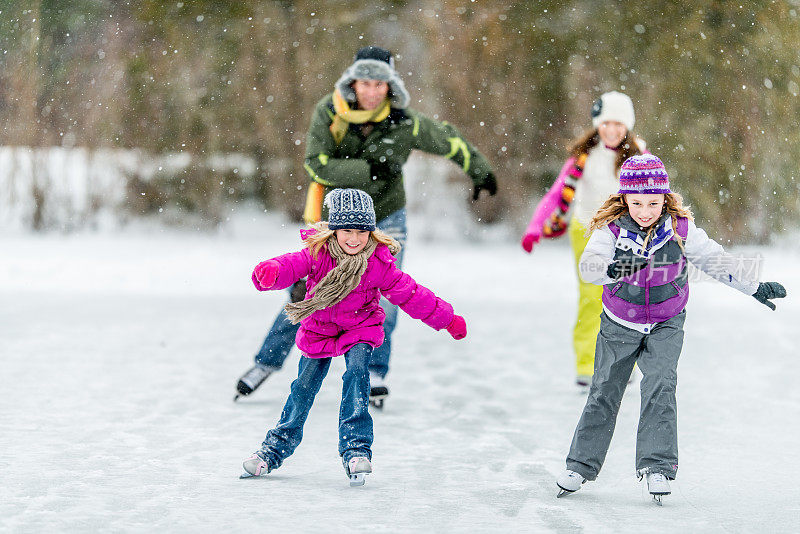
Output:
[523, 157, 576, 241]
[257, 230, 455, 359]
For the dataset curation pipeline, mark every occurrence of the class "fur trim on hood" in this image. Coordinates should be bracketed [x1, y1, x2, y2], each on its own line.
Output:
[335, 58, 410, 109]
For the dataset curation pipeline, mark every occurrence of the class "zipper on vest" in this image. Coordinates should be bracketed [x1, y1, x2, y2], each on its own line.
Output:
[670, 281, 684, 296]
[610, 282, 622, 296]
[644, 258, 652, 324]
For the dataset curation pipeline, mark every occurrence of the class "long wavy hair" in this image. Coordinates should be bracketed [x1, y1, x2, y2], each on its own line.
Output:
[588, 192, 694, 250]
[569, 128, 643, 171]
[304, 221, 400, 259]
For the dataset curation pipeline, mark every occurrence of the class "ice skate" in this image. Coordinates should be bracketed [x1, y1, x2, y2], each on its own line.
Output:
[556, 470, 586, 497]
[639, 470, 671, 505]
[344, 456, 372, 487]
[240, 452, 271, 479]
[369, 372, 389, 409]
[234, 363, 277, 401]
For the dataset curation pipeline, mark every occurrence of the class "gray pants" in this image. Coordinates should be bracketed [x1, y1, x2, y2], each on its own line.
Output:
[566, 310, 685, 481]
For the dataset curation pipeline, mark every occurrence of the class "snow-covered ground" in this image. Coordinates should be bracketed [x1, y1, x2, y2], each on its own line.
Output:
[2, 213, 799, 533]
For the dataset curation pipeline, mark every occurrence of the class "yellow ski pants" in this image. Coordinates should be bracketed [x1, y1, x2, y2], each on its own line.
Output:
[568, 220, 602, 377]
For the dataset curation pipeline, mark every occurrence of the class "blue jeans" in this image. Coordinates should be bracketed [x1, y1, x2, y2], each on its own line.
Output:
[259, 343, 374, 469]
[254, 208, 407, 378]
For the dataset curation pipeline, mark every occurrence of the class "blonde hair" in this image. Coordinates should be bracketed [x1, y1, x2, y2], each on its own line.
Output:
[588, 192, 694, 250]
[304, 221, 400, 259]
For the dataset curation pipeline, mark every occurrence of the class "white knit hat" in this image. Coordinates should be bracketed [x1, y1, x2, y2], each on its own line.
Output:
[591, 91, 635, 131]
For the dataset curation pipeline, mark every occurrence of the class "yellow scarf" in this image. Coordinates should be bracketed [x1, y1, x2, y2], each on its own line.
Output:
[329, 88, 391, 145]
[304, 89, 391, 225]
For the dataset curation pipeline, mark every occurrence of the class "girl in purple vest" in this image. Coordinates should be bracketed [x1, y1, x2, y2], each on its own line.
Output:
[241, 188, 467, 486]
[555, 154, 786, 503]
[521, 92, 644, 388]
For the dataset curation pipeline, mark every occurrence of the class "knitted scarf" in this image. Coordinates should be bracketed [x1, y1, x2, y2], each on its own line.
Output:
[329, 88, 391, 145]
[284, 234, 379, 324]
[543, 153, 588, 238]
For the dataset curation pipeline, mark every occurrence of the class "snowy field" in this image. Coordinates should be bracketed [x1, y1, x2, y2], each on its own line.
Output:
[2, 213, 799, 533]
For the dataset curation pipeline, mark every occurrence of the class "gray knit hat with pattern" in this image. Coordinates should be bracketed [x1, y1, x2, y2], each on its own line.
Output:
[325, 188, 376, 231]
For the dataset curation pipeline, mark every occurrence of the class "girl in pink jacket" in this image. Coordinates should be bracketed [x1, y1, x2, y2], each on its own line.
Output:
[241, 188, 466, 486]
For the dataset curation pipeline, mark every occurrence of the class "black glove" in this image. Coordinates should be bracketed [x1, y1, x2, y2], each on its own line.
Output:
[606, 254, 649, 280]
[752, 281, 786, 311]
[472, 172, 497, 200]
[289, 279, 307, 303]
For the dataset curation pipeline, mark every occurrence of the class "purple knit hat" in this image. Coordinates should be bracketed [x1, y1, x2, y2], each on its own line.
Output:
[618, 154, 671, 195]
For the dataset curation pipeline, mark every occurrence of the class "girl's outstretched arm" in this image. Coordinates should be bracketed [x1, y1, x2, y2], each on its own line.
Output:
[685, 221, 786, 309]
[521, 157, 575, 251]
[683, 221, 759, 295]
[378, 262, 455, 332]
[251, 249, 313, 292]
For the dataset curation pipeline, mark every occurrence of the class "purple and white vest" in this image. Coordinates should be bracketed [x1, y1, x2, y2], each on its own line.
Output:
[603, 214, 689, 324]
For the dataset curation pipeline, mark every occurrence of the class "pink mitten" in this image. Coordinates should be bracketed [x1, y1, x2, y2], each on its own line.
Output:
[252, 260, 279, 290]
[521, 233, 540, 253]
[446, 315, 467, 340]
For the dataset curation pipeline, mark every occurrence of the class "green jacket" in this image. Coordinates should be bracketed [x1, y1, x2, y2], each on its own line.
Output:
[303, 93, 494, 222]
